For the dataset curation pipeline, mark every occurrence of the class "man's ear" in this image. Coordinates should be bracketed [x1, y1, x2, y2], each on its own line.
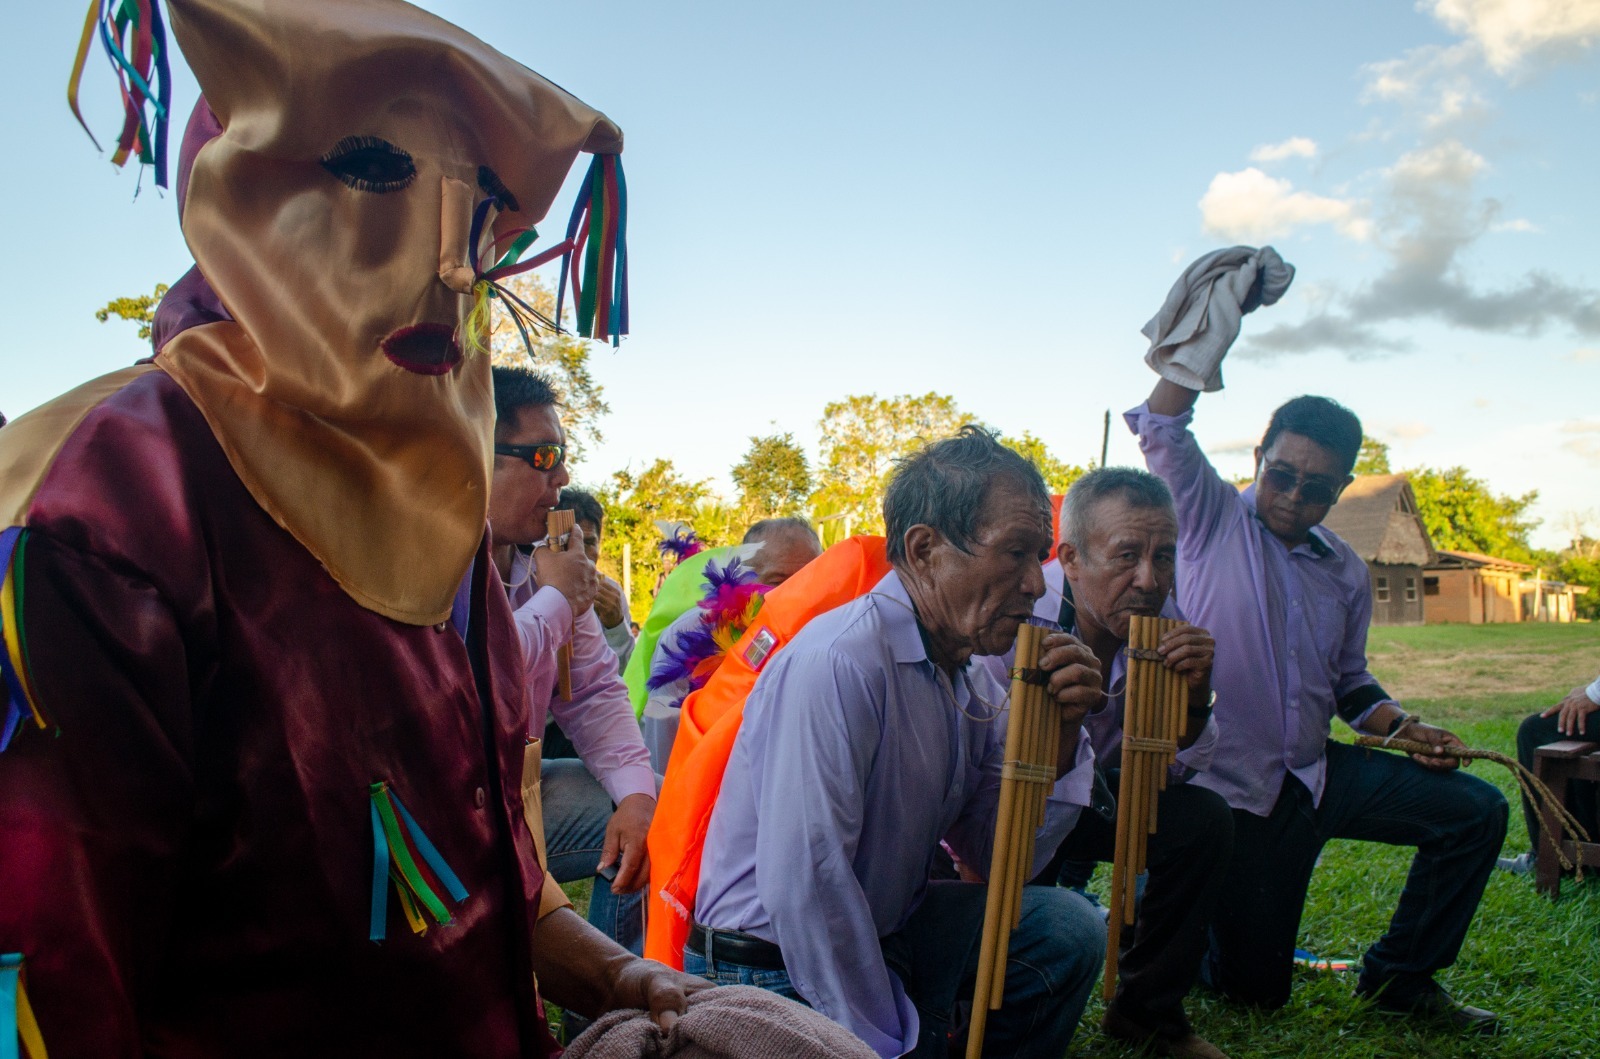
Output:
[901, 524, 940, 576]
[1057, 540, 1079, 575]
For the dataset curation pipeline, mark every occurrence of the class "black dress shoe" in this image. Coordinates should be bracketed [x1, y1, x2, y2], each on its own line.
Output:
[1356, 982, 1500, 1035]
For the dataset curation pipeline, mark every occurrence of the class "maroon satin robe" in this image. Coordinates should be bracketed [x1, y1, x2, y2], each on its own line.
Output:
[0, 370, 556, 1056]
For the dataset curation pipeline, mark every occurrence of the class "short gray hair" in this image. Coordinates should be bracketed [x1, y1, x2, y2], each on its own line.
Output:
[1059, 467, 1174, 550]
[743, 517, 822, 551]
[883, 426, 1050, 564]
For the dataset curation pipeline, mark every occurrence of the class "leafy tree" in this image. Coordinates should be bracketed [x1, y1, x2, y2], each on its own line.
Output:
[595, 459, 733, 616]
[95, 283, 170, 342]
[1000, 432, 1087, 494]
[812, 392, 974, 535]
[1406, 466, 1540, 562]
[732, 433, 813, 519]
[1354, 436, 1392, 475]
[489, 275, 609, 462]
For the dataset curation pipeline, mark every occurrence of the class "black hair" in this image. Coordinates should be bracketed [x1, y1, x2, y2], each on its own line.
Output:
[490, 366, 562, 438]
[1060, 467, 1174, 549]
[1261, 395, 1363, 475]
[559, 487, 606, 531]
[743, 517, 822, 551]
[883, 425, 1050, 564]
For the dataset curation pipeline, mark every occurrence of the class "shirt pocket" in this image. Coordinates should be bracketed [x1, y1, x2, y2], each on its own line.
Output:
[1309, 593, 1350, 674]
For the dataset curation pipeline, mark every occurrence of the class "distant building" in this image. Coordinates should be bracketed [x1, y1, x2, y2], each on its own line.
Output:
[1424, 550, 1534, 624]
[1320, 474, 1435, 626]
[1520, 576, 1590, 624]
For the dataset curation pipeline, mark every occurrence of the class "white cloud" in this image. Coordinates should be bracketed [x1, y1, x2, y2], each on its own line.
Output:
[1249, 137, 1318, 163]
[1491, 218, 1540, 233]
[1388, 422, 1435, 440]
[1473, 397, 1493, 408]
[1360, 43, 1488, 128]
[1199, 168, 1372, 242]
[1569, 348, 1600, 362]
[1426, 0, 1600, 74]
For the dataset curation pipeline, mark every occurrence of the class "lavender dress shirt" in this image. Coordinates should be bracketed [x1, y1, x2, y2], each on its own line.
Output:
[1126, 402, 1390, 816]
[694, 570, 1094, 1058]
[504, 552, 656, 806]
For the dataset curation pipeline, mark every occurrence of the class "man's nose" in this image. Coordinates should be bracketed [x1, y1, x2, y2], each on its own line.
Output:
[1022, 558, 1046, 601]
[551, 463, 571, 490]
[1133, 556, 1160, 592]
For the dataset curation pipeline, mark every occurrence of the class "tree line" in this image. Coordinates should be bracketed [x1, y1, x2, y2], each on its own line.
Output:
[95, 278, 1599, 620]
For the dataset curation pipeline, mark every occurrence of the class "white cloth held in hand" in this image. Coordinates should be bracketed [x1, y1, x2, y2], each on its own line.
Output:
[1141, 245, 1295, 392]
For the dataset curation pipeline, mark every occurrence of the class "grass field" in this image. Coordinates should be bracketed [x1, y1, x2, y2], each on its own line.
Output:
[1071, 622, 1600, 1059]
[565, 623, 1600, 1056]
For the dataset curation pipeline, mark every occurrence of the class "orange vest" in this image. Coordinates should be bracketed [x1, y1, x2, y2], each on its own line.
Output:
[644, 535, 892, 967]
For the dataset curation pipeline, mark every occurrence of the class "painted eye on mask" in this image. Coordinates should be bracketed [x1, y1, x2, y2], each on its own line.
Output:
[320, 136, 417, 193]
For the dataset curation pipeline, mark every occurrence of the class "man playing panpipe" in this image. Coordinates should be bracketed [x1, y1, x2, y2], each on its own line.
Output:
[687, 427, 1108, 1058]
[1019, 468, 1235, 1058]
[1128, 377, 1508, 1031]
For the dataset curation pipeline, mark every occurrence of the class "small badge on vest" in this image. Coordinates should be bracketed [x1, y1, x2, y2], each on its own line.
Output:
[743, 627, 778, 671]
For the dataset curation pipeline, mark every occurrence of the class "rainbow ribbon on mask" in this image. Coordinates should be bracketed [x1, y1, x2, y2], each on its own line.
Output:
[0, 953, 49, 1059]
[66, 0, 172, 189]
[369, 783, 469, 942]
[0, 529, 48, 754]
[557, 154, 629, 346]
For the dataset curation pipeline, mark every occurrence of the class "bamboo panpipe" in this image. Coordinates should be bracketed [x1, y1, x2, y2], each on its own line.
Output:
[967, 622, 1061, 1059]
[545, 509, 576, 701]
[1103, 615, 1188, 1003]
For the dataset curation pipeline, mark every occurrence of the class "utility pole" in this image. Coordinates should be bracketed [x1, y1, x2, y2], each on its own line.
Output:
[1100, 410, 1111, 468]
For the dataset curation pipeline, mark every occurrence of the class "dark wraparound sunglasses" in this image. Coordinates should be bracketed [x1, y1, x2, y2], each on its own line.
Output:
[1259, 464, 1340, 506]
[494, 442, 565, 472]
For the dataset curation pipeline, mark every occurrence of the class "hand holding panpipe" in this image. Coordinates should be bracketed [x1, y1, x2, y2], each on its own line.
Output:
[545, 509, 575, 701]
[1103, 615, 1188, 1003]
[966, 621, 1065, 1059]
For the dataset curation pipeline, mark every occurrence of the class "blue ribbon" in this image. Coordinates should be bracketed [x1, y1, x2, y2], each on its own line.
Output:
[368, 801, 391, 942]
[0, 952, 21, 1059]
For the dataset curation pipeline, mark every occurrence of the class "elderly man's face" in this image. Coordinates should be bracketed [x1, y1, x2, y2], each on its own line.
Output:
[1060, 495, 1178, 642]
[750, 533, 822, 588]
[919, 478, 1052, 659]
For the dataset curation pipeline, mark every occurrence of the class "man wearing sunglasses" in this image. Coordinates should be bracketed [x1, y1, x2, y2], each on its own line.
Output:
[1126, 378, 1507, 1034]
[489, 367, 657, 962]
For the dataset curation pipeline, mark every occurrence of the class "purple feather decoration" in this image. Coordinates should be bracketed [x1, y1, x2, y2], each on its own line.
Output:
[657, 526, 704, 563]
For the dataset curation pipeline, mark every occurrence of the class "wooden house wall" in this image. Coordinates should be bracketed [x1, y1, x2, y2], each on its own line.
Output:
[1368, 564, 1425, 625]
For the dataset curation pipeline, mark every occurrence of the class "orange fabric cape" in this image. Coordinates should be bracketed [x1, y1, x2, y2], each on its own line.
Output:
[644, 535, 893, 967]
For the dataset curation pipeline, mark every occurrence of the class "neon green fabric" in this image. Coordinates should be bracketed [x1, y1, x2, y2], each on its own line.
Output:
[622, 547, 735, 717]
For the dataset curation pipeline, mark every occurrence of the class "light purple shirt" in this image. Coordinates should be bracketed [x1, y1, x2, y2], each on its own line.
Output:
[694, 570, 1094, 1059]
[1127, 402, 1387, 816]
[503, 553, 656, 806]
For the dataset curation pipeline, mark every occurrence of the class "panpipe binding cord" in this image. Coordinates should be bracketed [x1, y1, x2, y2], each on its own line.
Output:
[1353, 735, 1591, 879]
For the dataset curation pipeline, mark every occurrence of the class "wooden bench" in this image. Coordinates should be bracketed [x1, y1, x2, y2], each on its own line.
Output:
[1533, 740, 1600, 899]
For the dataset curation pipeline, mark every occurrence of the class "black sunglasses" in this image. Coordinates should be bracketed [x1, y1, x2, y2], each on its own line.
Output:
[1259, 464, 1340, 506]
[494, 442, 565, 472]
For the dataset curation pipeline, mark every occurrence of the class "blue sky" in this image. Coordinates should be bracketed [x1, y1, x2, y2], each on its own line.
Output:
[4, 1, 1598, 549]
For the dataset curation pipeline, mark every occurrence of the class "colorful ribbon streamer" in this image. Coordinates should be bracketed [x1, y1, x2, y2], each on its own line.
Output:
[556, 154, 629, 346]
[368, 783, 469, 942]
[0, 530, 47, 754]
[0, 953, 49, 1059]
[66, 0, 172, 188]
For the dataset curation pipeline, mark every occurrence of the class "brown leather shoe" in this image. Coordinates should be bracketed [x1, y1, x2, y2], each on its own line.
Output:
[1102, 1006, 1230, 1059]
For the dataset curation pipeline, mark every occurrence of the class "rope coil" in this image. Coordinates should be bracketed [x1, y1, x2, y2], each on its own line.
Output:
[1354, 735, 1592, 879]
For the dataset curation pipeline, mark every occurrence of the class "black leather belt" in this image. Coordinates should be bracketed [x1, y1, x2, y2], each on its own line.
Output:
[687, 922, 787, 971]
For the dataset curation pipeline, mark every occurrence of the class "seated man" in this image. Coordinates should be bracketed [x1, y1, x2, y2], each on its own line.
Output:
[1131, 377, 1508, 1030]
[561, 487, 636, 674]
[490, 367, 657, 955]
[1499, 673, 1600, 873]
[1032, 468, 1233, 1059]
[689, 427, 1108, 1059]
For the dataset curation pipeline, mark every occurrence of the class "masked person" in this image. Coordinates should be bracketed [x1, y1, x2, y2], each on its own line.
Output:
[0, 0, 711, 1053]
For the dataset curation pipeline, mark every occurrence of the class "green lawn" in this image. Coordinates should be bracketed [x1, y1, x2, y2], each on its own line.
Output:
[1074, 623, 1600, 1058]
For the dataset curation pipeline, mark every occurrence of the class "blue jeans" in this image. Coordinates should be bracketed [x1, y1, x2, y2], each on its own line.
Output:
[687, 881, 1105, 1059]
[1203, 740, 1508, 1009]
[540, 759, 645, 954]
